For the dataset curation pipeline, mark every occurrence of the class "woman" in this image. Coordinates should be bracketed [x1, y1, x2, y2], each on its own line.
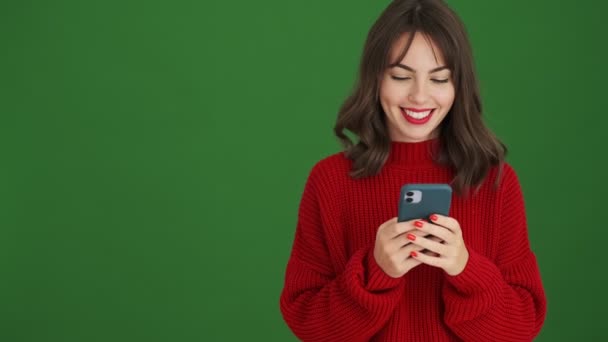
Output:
[279, 0, 547, 341]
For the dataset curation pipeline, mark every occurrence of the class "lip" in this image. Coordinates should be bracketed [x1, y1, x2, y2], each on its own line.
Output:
[403, 107, 434, 113]
[400, 107, 434, 125]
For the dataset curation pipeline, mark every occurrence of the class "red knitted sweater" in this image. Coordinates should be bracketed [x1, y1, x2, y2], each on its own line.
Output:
[280, 139, 547, 341]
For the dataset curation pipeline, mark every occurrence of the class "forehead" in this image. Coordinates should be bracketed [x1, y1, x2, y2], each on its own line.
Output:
[388, 32, 445, 67]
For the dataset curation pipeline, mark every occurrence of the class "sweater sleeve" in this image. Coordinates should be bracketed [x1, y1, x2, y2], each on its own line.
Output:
[441, 164, 547, 341]
[279, 165, 405, 342]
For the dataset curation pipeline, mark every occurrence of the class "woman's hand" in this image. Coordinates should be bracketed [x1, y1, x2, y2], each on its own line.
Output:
[373, 217, 441, 278]
[407, 214, 470, 276]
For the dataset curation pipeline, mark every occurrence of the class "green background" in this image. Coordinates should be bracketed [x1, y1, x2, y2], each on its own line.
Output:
[1, 0, 606, 340]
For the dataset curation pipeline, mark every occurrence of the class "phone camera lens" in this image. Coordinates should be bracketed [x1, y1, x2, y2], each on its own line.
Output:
[406, 191, 414, 196]
[406, 198, 413, 203]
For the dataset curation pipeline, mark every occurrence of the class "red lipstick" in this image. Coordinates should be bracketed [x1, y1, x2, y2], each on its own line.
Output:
[400, 107, 434, 125]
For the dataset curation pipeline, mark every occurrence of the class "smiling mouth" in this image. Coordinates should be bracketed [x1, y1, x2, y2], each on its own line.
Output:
[400, 107, 435, 124]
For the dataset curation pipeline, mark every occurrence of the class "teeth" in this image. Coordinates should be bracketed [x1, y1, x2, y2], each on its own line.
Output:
[404, 109, 432, 119]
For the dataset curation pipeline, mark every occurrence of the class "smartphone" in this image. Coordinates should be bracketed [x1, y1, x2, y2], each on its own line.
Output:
[398, 184, 452, 222]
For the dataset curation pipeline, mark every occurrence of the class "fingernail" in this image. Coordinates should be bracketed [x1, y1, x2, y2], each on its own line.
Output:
[430, 214, 438, 222]
[414, 221, 424, 228]
[410, 251, 418, 257]
[407, 233, 416, 241]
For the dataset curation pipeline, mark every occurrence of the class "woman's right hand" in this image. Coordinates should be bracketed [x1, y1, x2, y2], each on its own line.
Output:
[373, 217, 439, 278]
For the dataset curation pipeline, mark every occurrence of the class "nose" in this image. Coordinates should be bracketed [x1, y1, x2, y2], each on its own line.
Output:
[408, 80, 429, 104]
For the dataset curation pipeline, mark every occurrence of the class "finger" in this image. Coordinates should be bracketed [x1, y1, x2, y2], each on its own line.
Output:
[411, 220, 453, 243]
[385, 245, 423, 274]
[386, 227, 430, 252]
[378, 217, 400, 240]
[410, 249, 444, 268]
[395, 229, 428, 241]
[426, 236, 442, 256]
[386, 218, 421, 239]
[394, 227, 441, 249]
[406, 234, 448, 256]
[379, 217, 398, 231]
[423, 236, 442, 256]
[397, 229, 446, 247]
[396, 237, 433, 258]
[428, 235, 443, 242]
[401, 257, 423, 273]
[386, 235, 416, 252]
[429, 214, 461, 234]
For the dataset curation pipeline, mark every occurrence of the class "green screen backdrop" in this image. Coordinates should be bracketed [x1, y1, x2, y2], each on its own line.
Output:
[1, 0, 607, 341]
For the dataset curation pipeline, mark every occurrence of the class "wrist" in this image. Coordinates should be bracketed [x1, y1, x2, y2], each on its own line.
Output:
[365, 249, 403, 291]
[446, 247, 469, 276]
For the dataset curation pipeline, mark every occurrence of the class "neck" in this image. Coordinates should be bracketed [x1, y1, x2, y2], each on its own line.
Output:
[386, 138, 440, 166]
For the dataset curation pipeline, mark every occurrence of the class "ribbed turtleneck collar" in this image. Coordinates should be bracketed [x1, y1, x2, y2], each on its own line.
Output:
[386, 138, 440, 166]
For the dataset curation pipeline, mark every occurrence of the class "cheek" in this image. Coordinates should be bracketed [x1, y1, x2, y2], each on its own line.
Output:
[435, 88, 455, 108]
[380, 82, 406, 108]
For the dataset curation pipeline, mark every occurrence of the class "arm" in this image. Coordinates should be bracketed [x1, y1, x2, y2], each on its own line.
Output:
[279, 166, 404, 342]
[442, 165, 547, 341]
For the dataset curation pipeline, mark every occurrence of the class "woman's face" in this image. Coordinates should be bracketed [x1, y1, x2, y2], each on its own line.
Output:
[380, 32, 455, 142]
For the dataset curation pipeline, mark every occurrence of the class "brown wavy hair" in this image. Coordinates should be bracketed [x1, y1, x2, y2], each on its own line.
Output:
[334, 0, 506, 194]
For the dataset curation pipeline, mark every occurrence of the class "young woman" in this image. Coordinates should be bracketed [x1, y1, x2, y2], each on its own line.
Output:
[279, 0, 547, 341]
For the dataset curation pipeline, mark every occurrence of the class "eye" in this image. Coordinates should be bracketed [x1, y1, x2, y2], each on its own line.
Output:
[431, 79, 449, 84]
[391, 76, 411, 81]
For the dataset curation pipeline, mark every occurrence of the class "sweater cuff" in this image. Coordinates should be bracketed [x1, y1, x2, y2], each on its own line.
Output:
[444, 249, 503, 295]
[364, 249, 403, 291]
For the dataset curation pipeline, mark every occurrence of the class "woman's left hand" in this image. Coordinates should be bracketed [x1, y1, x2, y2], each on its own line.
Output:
[407, 214, 469, 276]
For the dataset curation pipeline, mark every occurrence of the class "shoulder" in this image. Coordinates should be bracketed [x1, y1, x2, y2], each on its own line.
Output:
[484, 162, 520, 189]
[310, 152, 352, 177]
[481, 162, 524, 205]
[498, 162, 521, 190]
[305, 151, 353, 191]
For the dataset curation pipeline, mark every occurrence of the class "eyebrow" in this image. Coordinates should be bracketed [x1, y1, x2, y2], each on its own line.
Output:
[392, 64, 449, 73]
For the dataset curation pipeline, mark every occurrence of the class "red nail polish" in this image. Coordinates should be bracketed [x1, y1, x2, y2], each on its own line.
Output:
[407, 233, 416, 241]
[414, 221, 424, 228]
[410, 251, 418, 257]
[430, 214, 438, 222]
